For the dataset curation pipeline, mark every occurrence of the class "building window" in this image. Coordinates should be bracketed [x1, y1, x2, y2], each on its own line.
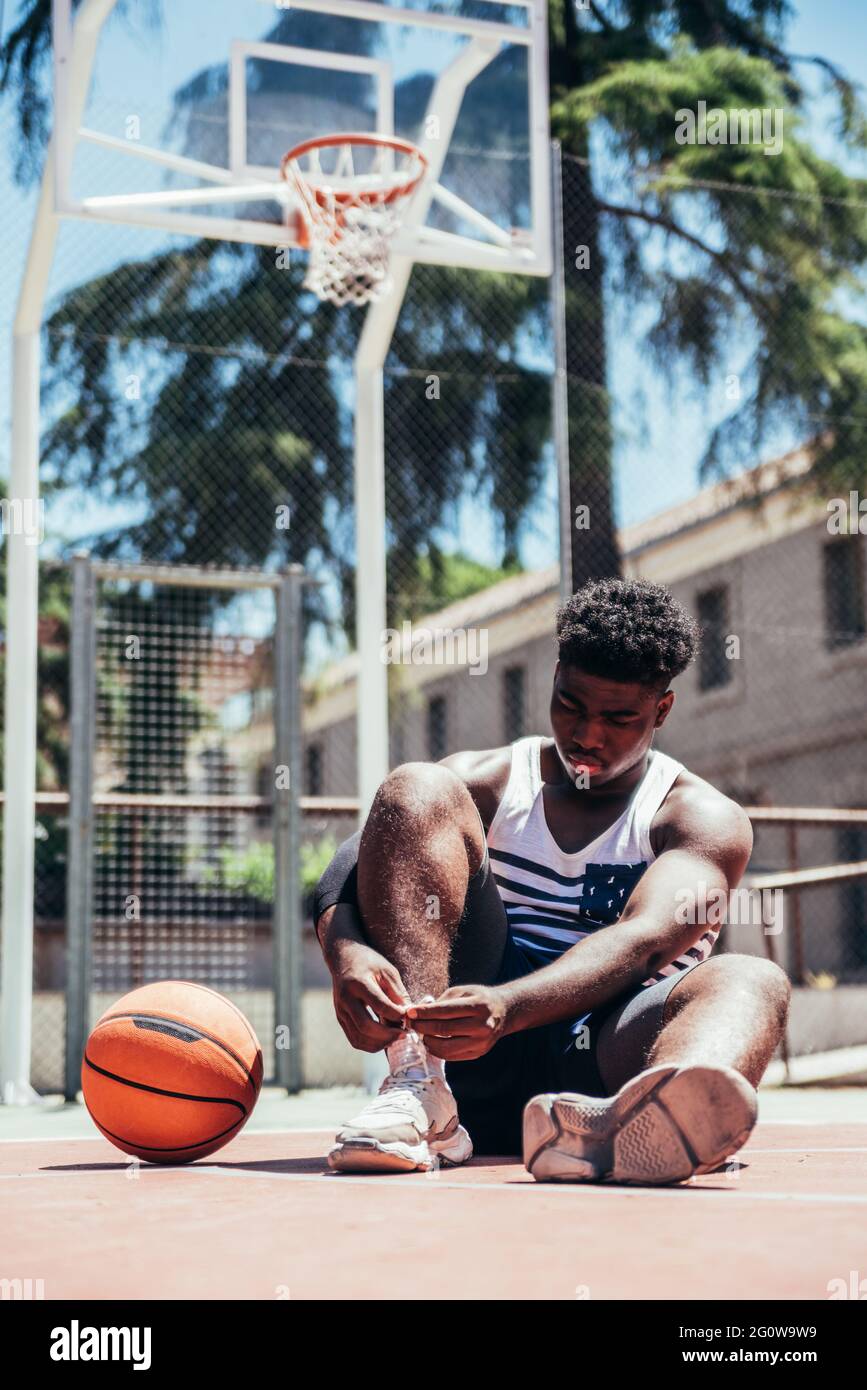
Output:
[837, 827, 867, 977]
[823, 539, 866, 650]
[503, 665, 526, 742]
[696, 587, 732, 691]
[255, 761, 272, 828]
[427, 695, 447, 761]
[305, 742, 323, 797]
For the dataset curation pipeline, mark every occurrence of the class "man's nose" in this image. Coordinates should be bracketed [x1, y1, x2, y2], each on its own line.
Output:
[572, 721, 605, 751]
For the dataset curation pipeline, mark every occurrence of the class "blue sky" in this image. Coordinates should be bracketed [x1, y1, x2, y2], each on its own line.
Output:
[1, 0, 866, 586]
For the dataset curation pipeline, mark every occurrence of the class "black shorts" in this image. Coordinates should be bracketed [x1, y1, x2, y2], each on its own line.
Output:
[445, 849, 704, 1156]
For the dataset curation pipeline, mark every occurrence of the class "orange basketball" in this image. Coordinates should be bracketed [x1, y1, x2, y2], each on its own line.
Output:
[81, 981, 264, 1164]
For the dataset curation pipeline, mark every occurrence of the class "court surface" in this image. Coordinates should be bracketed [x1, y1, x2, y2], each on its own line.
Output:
[3, 1084, 866, 1301]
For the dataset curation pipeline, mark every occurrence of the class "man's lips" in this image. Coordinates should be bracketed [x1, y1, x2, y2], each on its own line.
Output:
[565, 753, 605, 772]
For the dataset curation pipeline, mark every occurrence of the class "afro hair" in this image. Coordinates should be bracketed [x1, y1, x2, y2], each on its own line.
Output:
[555, 578, 700, 692]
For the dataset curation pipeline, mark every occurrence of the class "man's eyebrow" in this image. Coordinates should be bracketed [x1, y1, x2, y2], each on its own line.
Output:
[558, 686, 641, 717]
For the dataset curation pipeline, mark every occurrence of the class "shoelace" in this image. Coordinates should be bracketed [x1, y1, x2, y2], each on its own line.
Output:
[368, 1030, 436, 1105]
[383, 1067, 434, 1092]
[388, 1029, 429, 1070]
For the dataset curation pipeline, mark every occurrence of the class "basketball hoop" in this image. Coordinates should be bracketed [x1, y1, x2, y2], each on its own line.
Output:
[280, 134, 428, 308]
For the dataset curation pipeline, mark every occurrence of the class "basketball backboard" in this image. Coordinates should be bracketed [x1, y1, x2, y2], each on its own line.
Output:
[52, 0, 551, 276]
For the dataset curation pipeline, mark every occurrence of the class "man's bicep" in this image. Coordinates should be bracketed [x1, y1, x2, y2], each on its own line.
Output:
[657, 792, 754, 885]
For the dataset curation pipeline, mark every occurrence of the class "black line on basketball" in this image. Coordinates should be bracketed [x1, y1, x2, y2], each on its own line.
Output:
[82, 1054, 248, 1114]
[133, 1018, 200, 1042]
[95, 1012, 259, 1087]
[92, 1113, 245, 1154]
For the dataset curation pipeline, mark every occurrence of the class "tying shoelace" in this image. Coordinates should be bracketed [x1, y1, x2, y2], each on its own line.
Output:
[384, 1029, 432, 1085]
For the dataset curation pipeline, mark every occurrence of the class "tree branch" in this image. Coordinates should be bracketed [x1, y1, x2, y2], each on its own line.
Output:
[587, 2, 618, 34]
[787, 52, 848, 79]
[594, 197, 764, 313]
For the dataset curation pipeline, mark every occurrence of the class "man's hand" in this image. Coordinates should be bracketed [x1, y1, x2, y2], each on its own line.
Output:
[406, 985, 512, 1061]
[330, 938, 411, 1053]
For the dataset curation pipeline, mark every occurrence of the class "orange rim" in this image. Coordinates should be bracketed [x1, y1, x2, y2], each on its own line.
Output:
[280, 133, 428, 236]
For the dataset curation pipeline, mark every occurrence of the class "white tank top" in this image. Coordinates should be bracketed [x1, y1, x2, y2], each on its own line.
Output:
[487, 736, 717, 987]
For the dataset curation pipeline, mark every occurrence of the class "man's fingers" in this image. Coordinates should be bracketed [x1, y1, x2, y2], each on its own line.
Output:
[407, 999, 485, 1021]
[356, 976, 408, 1024]
[377, 967, 411, 1009]
[411, 1015, 478, 1038]
[341, 1000, 402, 1051]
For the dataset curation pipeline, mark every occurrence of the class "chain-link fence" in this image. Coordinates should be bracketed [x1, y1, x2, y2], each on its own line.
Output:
[3, 85, 867, 1087]
[26, 557, 314, 1094]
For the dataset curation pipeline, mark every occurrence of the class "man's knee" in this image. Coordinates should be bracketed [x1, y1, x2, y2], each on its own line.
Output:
[714, 954, 791, 1017]
[374, 762, 469, 818]
[666, 953, 791, 1027]
[367, 762, 483, 865]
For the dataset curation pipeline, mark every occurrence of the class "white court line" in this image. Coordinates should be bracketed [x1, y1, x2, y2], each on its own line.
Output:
[758, 1118, 867, 1126]
[744, 1147, 867, 1155]
[0, 1126, 337, 1143]
[2, 1119, 866, 1145]
[3, 1163, 867, 1206]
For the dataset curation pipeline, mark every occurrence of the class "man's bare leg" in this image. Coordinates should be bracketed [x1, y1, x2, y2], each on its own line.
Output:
[356, 761, 492, 1000]
[645, 955, 791, 1085]
[328, 762, 493, 1174]
[524, 957, 791, 1185]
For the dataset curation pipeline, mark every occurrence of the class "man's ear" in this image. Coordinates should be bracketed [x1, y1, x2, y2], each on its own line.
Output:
[654, 691, 675, 728]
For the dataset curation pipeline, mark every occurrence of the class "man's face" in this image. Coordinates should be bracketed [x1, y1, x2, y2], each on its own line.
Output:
[549, 662, 673, 787]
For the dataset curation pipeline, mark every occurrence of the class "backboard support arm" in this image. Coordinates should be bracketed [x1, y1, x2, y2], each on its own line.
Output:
[353, 36, 503, 1091]
[1, 0, 120, 1104]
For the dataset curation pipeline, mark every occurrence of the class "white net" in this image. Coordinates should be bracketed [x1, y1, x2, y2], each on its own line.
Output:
[283, 136, 427, 309]
[304, 197, 404, 308]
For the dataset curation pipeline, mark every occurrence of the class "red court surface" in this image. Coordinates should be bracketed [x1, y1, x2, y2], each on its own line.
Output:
[4, 1118, 867, 1300]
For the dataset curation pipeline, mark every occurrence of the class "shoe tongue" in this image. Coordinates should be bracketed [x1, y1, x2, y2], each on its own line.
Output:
[388, 1029, 429, 1080]
[395, 1065, 428, 1082]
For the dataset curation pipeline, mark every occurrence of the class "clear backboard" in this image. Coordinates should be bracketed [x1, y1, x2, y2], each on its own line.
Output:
[52, 0, 551, 276]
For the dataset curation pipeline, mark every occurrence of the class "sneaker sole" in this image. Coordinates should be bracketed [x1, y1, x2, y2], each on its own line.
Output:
[523, 1064, 757, 1185]
[327, 1124, 473, 1175]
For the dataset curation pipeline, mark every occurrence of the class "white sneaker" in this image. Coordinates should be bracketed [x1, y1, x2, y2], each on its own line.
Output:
[524, 1064, 757, 1185]
[328, 1030, 473, 1173]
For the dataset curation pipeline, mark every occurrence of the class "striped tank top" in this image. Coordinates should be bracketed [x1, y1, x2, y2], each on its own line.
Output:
[487, 736, 718, 990]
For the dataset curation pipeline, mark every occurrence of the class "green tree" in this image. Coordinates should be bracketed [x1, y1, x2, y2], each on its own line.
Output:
[548, 0, 867, 582]
[395, 549, 524, 618]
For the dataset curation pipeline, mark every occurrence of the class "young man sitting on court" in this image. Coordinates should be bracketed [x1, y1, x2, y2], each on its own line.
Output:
[314, 578, 790, 1183]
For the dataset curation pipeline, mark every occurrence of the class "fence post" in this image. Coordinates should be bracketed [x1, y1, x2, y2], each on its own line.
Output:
[273, 567, 303, 1092]
[551, 140, 572, 606]
[65, 552, 97, 1101]
[786, 824, 805, 985]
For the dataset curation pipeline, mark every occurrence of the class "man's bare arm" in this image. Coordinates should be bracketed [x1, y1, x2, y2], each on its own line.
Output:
[495, 791, 753, 1036]
[315, 901, 364, 958]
